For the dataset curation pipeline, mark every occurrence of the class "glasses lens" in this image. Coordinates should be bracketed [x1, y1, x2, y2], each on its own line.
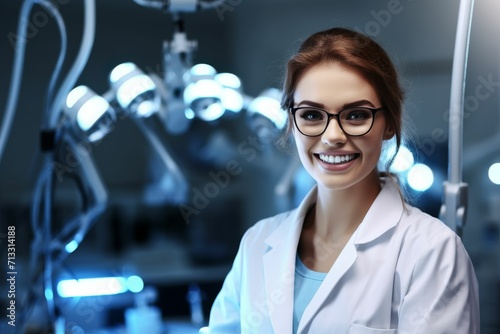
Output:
[294, 107, 328, 136]
[293, 107, 375, 136]
[339, 108, 374, 136]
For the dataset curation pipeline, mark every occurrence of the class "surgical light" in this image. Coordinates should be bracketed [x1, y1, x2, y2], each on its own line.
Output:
[184, 63, 224, 121]
[215, 73, 244, 113]
[247, 88, 287, 142]
[110, 62, 158, 117]
[488, 163, 500, 185]
[57, 275, 144, 298]
[65, 85, 116, 142]
[407, 163, 434, 192]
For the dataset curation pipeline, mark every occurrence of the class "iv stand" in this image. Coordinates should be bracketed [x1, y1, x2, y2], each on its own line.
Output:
[440, 0, 475, 237]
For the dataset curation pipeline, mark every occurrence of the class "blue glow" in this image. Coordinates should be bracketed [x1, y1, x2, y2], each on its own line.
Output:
[65, 240, 79, 254]
[389, 145, 414, 172]
[45, 288, 54, 301]
[489, 163, 500, 185]
[407, 163, 434, 192]
[56, 276, 145, 298]
[127, 275, 144, 293]
[185, 108, 195, 119]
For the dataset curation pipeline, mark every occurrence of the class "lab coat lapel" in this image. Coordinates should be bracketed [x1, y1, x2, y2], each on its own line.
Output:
[297, 234, 358, 333]
[263, 187, 316, 334]
[297, 180, 403, 332]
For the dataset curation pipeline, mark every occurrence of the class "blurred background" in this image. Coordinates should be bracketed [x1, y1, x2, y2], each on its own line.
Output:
[0, 0, 499, 333]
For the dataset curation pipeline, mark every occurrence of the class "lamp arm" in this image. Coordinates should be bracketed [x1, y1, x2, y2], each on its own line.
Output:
[440, 0, 475, 236]
[132, 117, 189, 201]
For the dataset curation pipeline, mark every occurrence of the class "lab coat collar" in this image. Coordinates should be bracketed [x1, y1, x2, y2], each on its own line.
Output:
[263, 179, 404, 333]
[264, 179, 404, 248]
[353, 179, 405, 245]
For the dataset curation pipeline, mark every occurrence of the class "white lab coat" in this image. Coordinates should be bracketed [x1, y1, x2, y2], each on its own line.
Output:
[208, 181, 480, 334]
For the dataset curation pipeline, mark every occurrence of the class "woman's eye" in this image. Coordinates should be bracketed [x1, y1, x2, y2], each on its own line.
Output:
[345, 109, 371, 121]
[300, 109, 324, 121]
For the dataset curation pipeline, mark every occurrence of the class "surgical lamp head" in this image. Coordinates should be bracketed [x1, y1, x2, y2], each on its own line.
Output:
[215, 72, 244, 115]
[183, 63, 225, 122]
[65, 85, 117, 142]
[109, 62, 159, 118]
[246, 88, 287, 143]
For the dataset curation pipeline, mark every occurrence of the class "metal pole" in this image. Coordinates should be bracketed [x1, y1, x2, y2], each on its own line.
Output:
[440, 0, 475, 236]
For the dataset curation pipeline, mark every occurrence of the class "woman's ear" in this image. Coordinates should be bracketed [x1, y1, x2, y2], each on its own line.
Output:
[383, 126, 395, 140]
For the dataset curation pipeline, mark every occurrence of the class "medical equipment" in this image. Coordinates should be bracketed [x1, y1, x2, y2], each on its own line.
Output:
[440, 0, 475, 237]
[0, 0, 286, 332]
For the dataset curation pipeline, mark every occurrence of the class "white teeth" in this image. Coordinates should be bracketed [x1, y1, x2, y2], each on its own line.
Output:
[319, 154, 356, 164]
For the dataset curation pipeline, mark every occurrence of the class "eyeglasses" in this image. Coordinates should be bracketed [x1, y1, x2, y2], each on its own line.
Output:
[290, 106, 384, 137]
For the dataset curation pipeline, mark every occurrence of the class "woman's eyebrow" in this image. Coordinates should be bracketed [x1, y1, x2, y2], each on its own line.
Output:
[296, 100, 325, 108]
[295, 99, 375, 109]
[342, 99, 375, 109]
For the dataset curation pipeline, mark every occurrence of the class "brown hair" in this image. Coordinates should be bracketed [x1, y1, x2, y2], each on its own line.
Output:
[280, 27, 405, 173]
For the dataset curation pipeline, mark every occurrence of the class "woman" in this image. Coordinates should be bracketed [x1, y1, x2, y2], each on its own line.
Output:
[208, 27, 480, 333]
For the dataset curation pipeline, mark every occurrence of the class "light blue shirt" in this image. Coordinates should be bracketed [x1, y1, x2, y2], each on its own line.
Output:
[293, 255, 327, 333]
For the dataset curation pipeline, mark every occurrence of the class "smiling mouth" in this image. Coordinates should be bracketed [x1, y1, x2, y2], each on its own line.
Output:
[317, 153, 360, 164]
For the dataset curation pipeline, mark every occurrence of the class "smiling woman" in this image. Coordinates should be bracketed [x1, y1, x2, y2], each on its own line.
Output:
[207, 27, 480, 334]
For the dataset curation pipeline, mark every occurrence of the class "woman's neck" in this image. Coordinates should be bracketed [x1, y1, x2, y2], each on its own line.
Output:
[311, 173, 382, 243]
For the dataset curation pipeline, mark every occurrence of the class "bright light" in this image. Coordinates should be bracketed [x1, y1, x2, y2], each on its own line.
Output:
[221, 88, 244, 113]
[65, 86, 116, 142]
[184, 79, 224, 121]
[109, 62, 136, 84]
[136, 100, 156, 117]
[488, 163, 500, 185]
[110, 63, 158, 117]
[65, 240, 79, 254]
[57, 276, 143, 298]
[390, 145, 414, 172]
[248, 95, 287, 130]
[66, 85, 88, 109]
[185, 108, 195, 119]
[190, 63, 217, 76]
[407, 163, 434, 192]
[127, 275, 144, 293]
[76, 96, 110, 131]
[115, 74, 156, 110]
[200, 103, 225, 121]
[215, 73, 241, 89]
[184, 79, 222, 103]
[45, 288, 54, 301]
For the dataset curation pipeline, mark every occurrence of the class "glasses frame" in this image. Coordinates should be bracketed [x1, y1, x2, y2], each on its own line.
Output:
[289, 106, 384, 137]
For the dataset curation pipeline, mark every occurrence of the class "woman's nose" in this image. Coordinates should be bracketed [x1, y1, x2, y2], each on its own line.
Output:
[321, 118, 347, 146]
